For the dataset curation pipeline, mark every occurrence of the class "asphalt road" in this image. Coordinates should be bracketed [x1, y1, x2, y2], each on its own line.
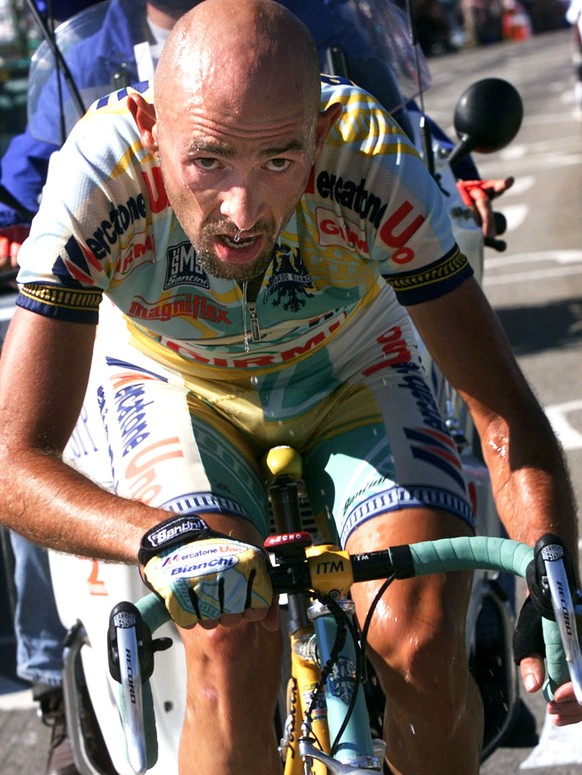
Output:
[426, 27, 582, 775]
[1, 27, 582, 775]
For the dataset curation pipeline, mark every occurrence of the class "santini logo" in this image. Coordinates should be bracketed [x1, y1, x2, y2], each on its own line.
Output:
[165, 241, 209, 289]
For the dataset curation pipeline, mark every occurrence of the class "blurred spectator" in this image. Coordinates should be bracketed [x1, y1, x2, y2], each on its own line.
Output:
[460, 0, 504, 45]
[525, 0, 569, 32]
[414, 0, 460, 54]
[501, 0, 533, 41]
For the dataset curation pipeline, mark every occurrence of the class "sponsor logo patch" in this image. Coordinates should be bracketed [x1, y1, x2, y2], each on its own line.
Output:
[164, 241, 209, 289]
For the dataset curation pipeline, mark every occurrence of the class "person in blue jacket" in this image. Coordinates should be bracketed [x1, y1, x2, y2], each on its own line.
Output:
[0, 0, 193, 234]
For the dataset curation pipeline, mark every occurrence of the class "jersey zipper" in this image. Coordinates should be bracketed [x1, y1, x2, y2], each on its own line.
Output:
[248, 301, 261, 342]
[241, 279, 262, 350]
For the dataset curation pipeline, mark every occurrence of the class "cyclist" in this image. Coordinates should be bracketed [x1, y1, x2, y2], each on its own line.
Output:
[0, 2, 579, 774]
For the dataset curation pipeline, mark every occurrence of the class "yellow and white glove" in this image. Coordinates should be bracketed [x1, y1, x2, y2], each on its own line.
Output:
[139, 515, 273, 628]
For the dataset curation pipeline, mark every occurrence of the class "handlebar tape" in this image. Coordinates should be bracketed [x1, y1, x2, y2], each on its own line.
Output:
[405, 536, 568, 696]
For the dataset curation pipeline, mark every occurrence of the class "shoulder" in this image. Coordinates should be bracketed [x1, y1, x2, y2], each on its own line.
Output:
[85, 80, 152, 121]
[68, 82, 151, 162]
[320, 76, 419, 159]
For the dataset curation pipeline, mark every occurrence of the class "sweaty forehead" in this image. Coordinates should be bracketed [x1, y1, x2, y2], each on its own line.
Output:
[158, 58, 315, 143]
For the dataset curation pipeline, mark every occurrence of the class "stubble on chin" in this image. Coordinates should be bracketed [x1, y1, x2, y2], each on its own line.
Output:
[194, 244, 276, 282]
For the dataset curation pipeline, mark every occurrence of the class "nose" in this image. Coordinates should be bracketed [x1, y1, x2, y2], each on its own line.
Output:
[219, 177, 266, 231]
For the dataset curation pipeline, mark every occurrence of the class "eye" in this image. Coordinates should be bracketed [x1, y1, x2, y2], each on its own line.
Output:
[193, 157, 221, 171]
[265, 158, 292, 172]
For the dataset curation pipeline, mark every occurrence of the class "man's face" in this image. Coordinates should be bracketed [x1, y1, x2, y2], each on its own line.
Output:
[153, 81, 322, 284]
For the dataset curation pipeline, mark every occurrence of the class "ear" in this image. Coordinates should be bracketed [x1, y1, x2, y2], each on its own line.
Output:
[127, 93, 158, 156]
[314, 103, 343, 157]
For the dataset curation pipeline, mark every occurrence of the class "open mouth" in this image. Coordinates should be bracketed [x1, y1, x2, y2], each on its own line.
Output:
[214, 232, 264, 264]
[221, 233, 257, 249]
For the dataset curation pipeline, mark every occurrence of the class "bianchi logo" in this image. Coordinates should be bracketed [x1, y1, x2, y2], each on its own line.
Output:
[165, 241, 209, 289]
[170, 555, 238, 577]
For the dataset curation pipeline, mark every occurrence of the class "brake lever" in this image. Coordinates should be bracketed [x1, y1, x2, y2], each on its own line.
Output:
[108, 603, 148, 774]
[540, 545, 582, 703]
[528, 535, 582, 703]
[108, 601, 172, 774]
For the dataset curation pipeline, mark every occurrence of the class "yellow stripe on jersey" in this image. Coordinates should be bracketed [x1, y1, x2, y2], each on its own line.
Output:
[386, 249, 469, 296]
[325, 90, 420, 158]
[19, 283, 102, 312]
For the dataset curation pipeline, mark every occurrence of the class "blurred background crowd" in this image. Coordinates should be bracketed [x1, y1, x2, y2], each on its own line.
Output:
[0, 0, 572, 158]
[409, 0, 569, 55]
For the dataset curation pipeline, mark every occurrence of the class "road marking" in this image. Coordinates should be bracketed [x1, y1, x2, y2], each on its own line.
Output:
[545, 400, 582, 451]
[521, 711, 582, 768]
[484, 250, 582, 286]
[486, 250, 582, 267]
[495, 203, 528, 232]
[478, 138, 582, 172]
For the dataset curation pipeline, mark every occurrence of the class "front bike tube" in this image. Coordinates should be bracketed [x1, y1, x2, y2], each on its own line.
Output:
[308, 598, 383, 772]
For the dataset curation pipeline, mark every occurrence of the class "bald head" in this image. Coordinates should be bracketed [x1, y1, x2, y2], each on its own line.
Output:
[154, 0, 321, 127]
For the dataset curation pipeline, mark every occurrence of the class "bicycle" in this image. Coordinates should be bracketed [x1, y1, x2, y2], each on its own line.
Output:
[108, 445, 582, 775]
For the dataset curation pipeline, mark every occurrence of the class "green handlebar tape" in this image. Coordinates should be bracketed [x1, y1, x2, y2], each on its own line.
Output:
[137, 592, 171, 631]
[408, 535, 533, 577]
[542, 617, 570, 699]
[408, 535, 569, 699]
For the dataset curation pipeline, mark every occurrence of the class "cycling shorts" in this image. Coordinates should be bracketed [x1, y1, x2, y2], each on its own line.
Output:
[66, 293, 474, 547]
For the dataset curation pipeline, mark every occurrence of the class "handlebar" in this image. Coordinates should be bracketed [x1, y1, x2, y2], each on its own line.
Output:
[133, 534, 579, 697]
[110, 534, 582, 773]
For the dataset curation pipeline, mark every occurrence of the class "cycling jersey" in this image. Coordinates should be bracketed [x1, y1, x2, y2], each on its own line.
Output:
[17, 76, 474, 541]
[16, 77, 471, 352]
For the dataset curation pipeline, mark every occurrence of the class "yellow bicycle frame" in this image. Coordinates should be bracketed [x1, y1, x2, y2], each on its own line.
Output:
[284, 626, 330, 775]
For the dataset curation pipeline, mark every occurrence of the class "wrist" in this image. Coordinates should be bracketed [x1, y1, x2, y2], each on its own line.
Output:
[138, 514, 212, 565]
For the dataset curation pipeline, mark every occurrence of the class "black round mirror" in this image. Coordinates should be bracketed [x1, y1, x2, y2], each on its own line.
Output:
[453, 77, 524, 155]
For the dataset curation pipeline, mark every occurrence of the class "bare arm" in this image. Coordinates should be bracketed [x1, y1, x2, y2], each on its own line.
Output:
[0, 307, 171, 563]
[408, 277, 578, 559]
[410, 277, 582, 716]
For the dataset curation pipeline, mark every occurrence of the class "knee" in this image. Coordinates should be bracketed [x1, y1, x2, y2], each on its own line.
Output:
[183, 620, 282, 685]
[367, 612, 469, 703]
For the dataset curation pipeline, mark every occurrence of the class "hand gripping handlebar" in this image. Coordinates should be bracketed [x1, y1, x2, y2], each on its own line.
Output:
[109, 534, 582, 773]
